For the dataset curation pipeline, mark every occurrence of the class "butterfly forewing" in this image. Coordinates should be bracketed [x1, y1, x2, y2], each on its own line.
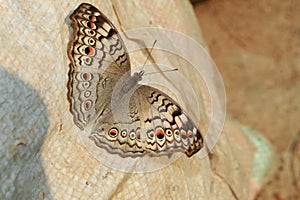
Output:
[68, 3, 130, 129]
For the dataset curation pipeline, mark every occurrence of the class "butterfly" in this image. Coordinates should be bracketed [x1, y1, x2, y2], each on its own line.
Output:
[67, 3, 203, 158]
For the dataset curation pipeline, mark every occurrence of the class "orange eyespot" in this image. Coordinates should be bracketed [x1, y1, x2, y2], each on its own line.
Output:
[84, 47, 95, 56]
[89, 16, 96, 21]
[87, 21, 95, 29]
[156, 128, 165, 139]
[82, 73, 92, 81]
[84, 100, 92, 110]
[108, 128, 118, 137]
[180, 130, 187, 139]
[187, 130, 193, 137]
[136, 129, 141, 140]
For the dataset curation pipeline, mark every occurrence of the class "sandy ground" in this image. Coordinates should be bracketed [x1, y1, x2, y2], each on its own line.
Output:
[194, 0, 300, 153]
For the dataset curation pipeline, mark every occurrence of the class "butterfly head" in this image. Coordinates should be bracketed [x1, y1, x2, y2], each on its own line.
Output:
[133, 70, 144, 81]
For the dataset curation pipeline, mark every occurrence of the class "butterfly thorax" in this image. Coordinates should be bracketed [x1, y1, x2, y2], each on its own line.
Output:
[120, 71, 144, 93]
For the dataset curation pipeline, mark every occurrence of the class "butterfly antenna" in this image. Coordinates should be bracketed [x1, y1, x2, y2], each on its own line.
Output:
[143, 68, 178, 76]
[141, 40, 157, 72]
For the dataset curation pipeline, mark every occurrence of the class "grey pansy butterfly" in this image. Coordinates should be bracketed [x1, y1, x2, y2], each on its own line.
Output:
[67, 3, 203, 158]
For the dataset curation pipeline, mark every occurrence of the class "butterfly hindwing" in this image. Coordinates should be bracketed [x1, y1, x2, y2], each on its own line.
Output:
[89, 85, 203, 157]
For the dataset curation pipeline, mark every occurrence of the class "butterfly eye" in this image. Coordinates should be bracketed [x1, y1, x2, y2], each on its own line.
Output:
[120, 130, 127, 138]
[84, 100, 93, 110]
[108, 128, 118, 138]
[84, 91, 91, 98]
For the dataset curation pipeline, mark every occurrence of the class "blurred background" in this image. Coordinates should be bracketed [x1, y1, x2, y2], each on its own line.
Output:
[193, 0, 300, 199]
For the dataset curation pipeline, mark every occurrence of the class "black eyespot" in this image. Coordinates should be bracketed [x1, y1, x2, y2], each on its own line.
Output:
[84, 57, 92, 65]
[88, 38, 95, 45]
[129, 132, 136, 139]
[121, 130, 127, 138]
[84, 28, 96, 37]
[87, 22, 91, 28]
[84, 91, 91, 98]
[108, 128, 118, 138]
[85, 47, 91, 55]
[157, 133, 164, 139]
[166, 129, 172, 136]
[147, 131, 154, 139]
[82, 82, 90, 88]
[87, 21, 95, 29]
